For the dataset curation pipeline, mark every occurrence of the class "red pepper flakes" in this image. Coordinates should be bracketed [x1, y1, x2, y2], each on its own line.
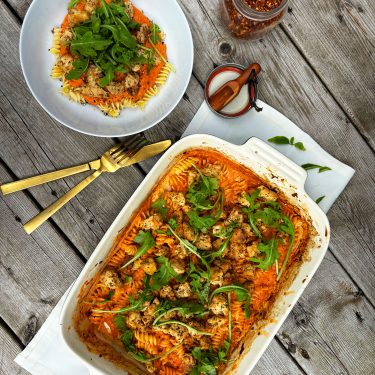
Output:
[245, 0, 283, 12]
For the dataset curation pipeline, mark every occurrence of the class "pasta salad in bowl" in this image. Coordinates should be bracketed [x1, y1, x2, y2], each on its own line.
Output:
[20, 0, 193, 136]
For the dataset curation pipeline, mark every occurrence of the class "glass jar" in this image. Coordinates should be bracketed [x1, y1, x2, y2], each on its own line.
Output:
[221, 0, 289, 40]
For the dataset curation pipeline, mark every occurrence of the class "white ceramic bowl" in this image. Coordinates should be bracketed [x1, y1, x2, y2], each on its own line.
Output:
[60, 134, 330, 374]
[20, 0, 193, 137]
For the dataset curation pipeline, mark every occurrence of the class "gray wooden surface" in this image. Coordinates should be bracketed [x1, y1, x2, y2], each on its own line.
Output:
[0, 0, 374, 374]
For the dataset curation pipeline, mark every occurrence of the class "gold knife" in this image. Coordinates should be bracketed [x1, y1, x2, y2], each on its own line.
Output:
[21, 140, 171, 234]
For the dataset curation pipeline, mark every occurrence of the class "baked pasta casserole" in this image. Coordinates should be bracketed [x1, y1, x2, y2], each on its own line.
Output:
[74, 148, 311, 374]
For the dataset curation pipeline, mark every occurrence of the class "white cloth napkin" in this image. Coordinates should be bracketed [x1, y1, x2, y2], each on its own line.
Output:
[15, 100, 355, 374]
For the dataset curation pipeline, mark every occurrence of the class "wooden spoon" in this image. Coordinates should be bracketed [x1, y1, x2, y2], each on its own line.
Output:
[208, 63, 261, 112]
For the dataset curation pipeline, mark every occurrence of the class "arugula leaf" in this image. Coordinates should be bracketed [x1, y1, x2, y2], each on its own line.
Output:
[268, 136, 306, 151]
[190, 346, 228, 375]
[120, 330, 136, 352]
[115, 17, 137, 49]
[190, 272, 211, 304]
[153, 301, 206, 325]
[68, 0, 80, 9]
[301, 163, 332, 173]
[250, 238, 280, 271]
[150, 256, 178, 291]
[155, 320, 212, 336]
[150, 23, 161, 44]
[188, 210, 216, 233]
[70, 32, 113, 57]
[99, 65, 114, 87]
[65, 58, 89, 80]
[168, 218, 178, 230]
[151, 197, 168, 219]
[187, 166, 219, 211]
[119, 230, 155, 270]
[315, 195, 325, 204]
[113, 315, 127, 331]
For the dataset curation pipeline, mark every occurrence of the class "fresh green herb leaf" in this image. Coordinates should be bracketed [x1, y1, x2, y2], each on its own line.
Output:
[155, 320, 212, 336]
[294, 142, 306, 151]
[120, 329, 136, 352]
[151, 197, 168, 219]
[68, 0, 80, 9]
[114, 315, 127, 332]
[187, 166, 219, 211]
[167, 218, 178, 230]
[267, 136, 290, 145]
[250, 238, 280, 271]
[190, 346, 227, 375]
[268, 136, 306, 151]
[150, 23, 161, 44]
[301, 163, 332, 173]
[65, 58, 89, 80]
[188, 210, 216, 233]
[119, 230, 155, 270]
[150, 256, 178, 291]
[315, 195, 325, 204]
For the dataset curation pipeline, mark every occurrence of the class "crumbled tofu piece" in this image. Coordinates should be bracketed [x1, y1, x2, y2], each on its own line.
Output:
[159, 285, 175, 299]
[100, 268, 121, 289]
[142, 258, 157, 275]
[155, 323, 187, 341]
[195, 233, 212, 251]
[173, 282, 192, 298]
[230, 242, 248, 262]
[124, 72, 140, 89]
[170, 258, 186, 275]
[80, 85, 108, 98]
[126, 311, 142, 330]
[238, 192, 250, 207]
[231, 228, 246, 243]
[210, 267, 224, 286]
[206, 316, 226, 328]
[86, 65, 102, 86]
[182, 204, 192, 214]
[187, 170, 199, 187]
[174, 243, 188, 259]
[224, 208, 244, 226]
[247, 241, 259, 258]
[131, 64, 141, 72]
[59, 54, 74, 71]
[136, 24, 150, 44]
[105, 82, 125, 95]
[168, 192, 186, 208]
[202, 163, 222, 178]
[84, 0, 97, 13]
[155, 245, 169, 257]
[181, 222, 195, 242]
[60, 29, 73, 43]
[258, 185, 278, 202]
[68, 10, 90, 27]
[241, 263, 256, 280]
[241, 223, 255, 239]
[123, 0, 134, 18]
[182, 355, 195, 374]
[209, 295, 228, 315]
[212, 238, 224, 251]
[141, 214, 163, 230]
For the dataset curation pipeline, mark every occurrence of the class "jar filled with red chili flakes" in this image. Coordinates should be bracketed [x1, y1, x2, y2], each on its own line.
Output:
[221, 0, 289, 40]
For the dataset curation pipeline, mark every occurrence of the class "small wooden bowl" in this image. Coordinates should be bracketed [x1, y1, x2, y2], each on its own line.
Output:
[204, 63, 258, 118]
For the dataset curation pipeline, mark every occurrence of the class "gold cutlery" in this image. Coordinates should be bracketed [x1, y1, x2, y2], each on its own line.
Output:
[1, 135, 146, 196]
[0, 137, 171, 234]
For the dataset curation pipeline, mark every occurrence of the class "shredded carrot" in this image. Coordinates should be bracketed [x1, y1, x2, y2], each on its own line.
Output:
[132, 6, 151, 26]
[76, 2, 86, 11]
[69, 78, 84, 88]
[60, 45, 69, 55]
[61, 15, 70, 32]
[83, 95, 106, 106]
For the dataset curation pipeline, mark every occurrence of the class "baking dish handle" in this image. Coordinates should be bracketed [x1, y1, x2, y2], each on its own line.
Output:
[241, 137, 307, 189]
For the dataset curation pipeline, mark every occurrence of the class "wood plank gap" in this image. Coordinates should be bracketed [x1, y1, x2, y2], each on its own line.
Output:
[274, 336, 309, 375]
[1, 0, 22, 24]
[279, 23, 375, 153]
[0, 156, 88, 264]
[327, 247, 375, 310]
[0, 317, 25, 350]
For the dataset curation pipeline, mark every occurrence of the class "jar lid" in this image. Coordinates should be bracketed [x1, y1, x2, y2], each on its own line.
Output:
[204, 63, 258, 118]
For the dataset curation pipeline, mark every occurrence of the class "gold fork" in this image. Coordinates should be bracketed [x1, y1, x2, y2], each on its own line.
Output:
[23, 136, 149, 234]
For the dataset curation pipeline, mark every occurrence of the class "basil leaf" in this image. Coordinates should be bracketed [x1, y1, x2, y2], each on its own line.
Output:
[119, 230, 155, 270]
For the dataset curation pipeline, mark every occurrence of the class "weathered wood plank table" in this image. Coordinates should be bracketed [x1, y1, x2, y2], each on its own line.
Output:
[1, 0, 374, 374]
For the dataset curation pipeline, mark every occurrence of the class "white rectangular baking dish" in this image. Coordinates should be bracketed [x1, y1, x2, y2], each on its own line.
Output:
[60, 134, 330, 375]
